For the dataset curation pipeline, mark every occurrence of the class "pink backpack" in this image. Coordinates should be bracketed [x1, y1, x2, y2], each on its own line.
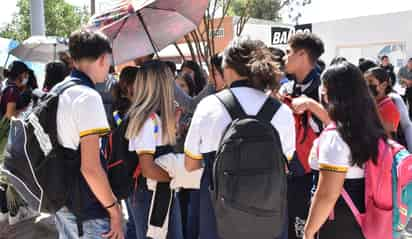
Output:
[320, 126, 393, 239]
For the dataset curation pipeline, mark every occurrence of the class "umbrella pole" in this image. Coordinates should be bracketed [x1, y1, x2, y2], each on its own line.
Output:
[3, 53, 10, 67]
[53, 43, 57, 61]
[137, 11, 159, 59]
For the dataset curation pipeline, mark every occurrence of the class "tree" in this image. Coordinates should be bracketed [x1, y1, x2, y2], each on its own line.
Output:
[228, 0, 283, 22]
[0, 0, 89, 41]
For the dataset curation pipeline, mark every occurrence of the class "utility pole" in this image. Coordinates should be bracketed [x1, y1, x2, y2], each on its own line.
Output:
[91, 0, 96, 15]
[30, 0, 46, 36]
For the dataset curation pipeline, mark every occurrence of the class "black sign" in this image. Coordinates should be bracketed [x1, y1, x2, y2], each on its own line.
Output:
[271, 24, 312, 45]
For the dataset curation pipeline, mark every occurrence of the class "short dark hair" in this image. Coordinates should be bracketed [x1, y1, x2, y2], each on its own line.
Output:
[380, 55, 389, 60]
[288, 33, 324, 63]
[223, 36, 278, 91]
[330, 56, 347, 66]
[69, 30, 112, 61]
[358, 59, 377, 73]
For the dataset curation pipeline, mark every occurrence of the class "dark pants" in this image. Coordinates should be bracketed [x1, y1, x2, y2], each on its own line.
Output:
[406, 87, 412, 119]
[287, 174, 313, 239]
[0, 184, 7, 213]
[179, 189, 200, 239]
[126, 186, 183, 239]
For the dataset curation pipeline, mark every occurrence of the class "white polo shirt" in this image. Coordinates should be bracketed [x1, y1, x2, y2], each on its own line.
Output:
[184, 87, 296, 160]
[128, 113, 164, 154]
[56, 80, 110, 150]
[309, 128, 364, 179]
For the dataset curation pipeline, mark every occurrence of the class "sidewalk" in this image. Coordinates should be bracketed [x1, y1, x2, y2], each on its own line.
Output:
[0, 214, 57, 239]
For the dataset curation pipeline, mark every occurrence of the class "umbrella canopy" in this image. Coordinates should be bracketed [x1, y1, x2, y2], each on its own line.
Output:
[10, 36, 68, 63]
[88, 0, 208, 64]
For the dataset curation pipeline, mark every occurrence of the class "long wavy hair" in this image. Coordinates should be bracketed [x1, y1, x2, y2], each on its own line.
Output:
[322, 62, 387, 167]
[125, 60, 176, 145]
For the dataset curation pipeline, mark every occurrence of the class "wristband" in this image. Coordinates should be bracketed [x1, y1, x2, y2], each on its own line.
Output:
[104, 201, 118, 209]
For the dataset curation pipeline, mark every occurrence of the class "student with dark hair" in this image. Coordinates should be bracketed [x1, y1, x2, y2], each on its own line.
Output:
[399, 58, 412, 118]
[0, 61, 38, 225]
[176, 73, 196, 97]
[111, 66, 139, 116]
[54, 29, 124, 238]
[364, 67, 400, 136]
[279, 33, 330, 239]
[165, 61, 177, 76]
[380, 55, 396, 86]
[0, 61, 30, 118]
[209, 54, 226, 91]
[358, 59, 377, 74]
[330, 56, 347, 66]
[181, 60, 206, 95]
[43, 62, 69, 92]
[185, 36, 295, 239]
[304, 62, 387, 239]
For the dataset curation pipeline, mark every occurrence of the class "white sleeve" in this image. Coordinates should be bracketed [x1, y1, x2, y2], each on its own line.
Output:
[318, 130, 351, 173]
[390, 93, 412, 151]
[273, 104, 296, 160]
[128, 118, 157, 155]
[74, 92, 110, 137]
[184, 100, 206, 160]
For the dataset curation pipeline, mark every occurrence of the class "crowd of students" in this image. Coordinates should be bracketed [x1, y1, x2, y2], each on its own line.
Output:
[0, 28, 411, 239]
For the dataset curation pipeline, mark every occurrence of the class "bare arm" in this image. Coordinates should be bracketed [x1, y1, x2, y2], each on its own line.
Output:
[304, 170, 346, 238]
[175, 82, 215, 113]
[184, 156, 202, 172]
[5, 102, 17, 119]
[139, 153, 171, 182]
[80, 134, 120, 211]
[292, 96, 331, 125]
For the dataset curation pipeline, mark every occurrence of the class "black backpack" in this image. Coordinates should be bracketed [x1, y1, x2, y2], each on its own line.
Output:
[211, 89, 288, 239]
[1, 81, 80, 214]
[104, 114, 140, 200]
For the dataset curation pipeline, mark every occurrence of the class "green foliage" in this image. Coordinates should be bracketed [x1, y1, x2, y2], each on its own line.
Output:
[228, 0, 282, 21]
[0, 0, 89, 41]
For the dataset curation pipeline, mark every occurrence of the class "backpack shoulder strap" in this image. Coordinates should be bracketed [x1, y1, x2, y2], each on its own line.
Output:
[216, 89, 247, 120]
[256, 97, 282, 122]
[52, 80, 78, 95]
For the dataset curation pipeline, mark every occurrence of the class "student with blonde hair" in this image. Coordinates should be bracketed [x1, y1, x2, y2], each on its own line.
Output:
[126, 60, 183, 239]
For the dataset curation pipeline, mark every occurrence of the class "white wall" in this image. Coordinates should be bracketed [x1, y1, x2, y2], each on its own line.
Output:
[312, 10, 412, 65]
[237, 11, 412, 68]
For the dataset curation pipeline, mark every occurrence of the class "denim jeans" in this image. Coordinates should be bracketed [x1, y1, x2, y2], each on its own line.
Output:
[126, 186, 183, 239]
[55, 207, 110, 239]
[125, 200, 137, 239]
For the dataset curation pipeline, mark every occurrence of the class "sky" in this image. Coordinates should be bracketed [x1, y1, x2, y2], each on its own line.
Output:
[1, 0, 412, 27]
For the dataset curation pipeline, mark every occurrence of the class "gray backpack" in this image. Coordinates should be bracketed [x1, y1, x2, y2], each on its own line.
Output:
[211, 89, 288, 239]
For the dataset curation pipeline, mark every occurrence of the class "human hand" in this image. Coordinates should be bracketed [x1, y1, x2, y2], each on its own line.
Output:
[291, 95, 313, 114]
[103, 205, 124, 239]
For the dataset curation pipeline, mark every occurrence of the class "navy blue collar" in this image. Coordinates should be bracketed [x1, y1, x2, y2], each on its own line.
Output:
[299, 68, 319, 85]
[230, 79, 252, 88]
[70, 69, 95, 89]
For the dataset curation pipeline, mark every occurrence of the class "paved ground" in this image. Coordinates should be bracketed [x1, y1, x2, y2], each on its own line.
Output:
[0, 215, 57, 239]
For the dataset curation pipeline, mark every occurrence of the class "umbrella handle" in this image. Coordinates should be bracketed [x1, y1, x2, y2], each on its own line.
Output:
[137, 11, 159, 59]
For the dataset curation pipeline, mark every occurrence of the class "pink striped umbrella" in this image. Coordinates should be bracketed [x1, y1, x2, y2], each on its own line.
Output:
[88, 0, 208, 64]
